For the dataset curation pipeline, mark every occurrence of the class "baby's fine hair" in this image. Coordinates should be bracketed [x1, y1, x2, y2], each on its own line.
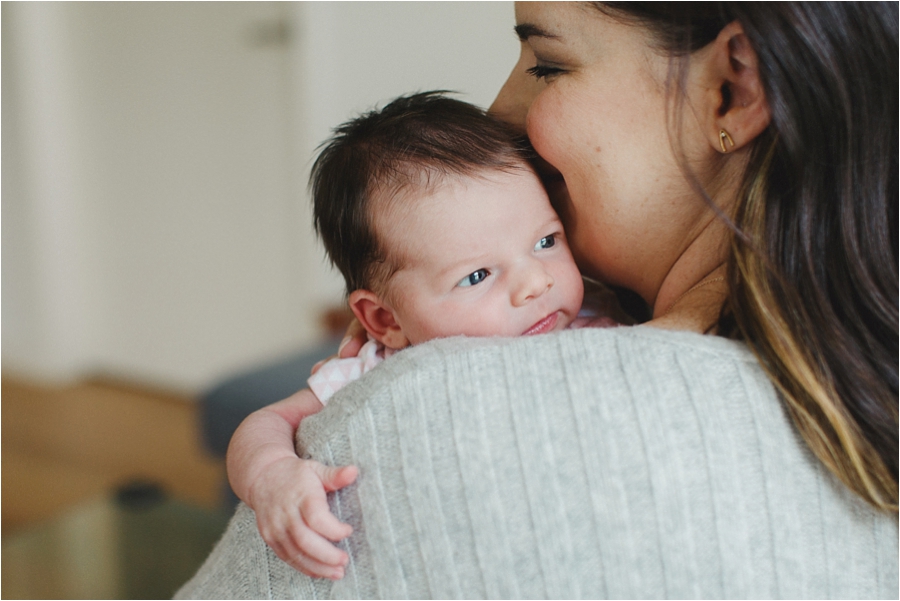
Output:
[310, 91, 532, 294]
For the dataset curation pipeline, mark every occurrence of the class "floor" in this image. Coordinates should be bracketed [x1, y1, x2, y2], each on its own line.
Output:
[2, 375, 230, 598]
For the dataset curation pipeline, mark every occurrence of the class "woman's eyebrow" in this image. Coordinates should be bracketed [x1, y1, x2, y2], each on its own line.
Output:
[514, 23, 560, 42]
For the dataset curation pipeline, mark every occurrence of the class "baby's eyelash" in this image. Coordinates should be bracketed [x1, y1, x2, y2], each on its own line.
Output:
[526, 65, 564, 81]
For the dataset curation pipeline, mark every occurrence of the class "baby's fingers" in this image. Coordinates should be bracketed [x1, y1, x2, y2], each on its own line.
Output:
[286, 549, 346, 581]
[299, 493, 353, 542]
[270, 542, 346, 580]
[287, 513, 350, 566]
[338, 320, 367, 358]
[313, 463, 358, 492]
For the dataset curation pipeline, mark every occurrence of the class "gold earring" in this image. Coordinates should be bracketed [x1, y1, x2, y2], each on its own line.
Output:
[719, 129, 735, 153]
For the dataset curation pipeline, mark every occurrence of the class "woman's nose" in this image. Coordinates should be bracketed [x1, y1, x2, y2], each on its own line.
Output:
[489, 44, 541, 131]
[511, 262, 554, 307]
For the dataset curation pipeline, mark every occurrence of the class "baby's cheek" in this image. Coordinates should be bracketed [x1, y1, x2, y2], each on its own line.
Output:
[453, 307, 512, 339]
[560, 262, 586, 310]
[420, 309, 480, 340]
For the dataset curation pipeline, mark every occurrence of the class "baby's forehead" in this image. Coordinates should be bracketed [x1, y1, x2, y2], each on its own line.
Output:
[371, 162, 549, 271]
[372, 163, 540, 220]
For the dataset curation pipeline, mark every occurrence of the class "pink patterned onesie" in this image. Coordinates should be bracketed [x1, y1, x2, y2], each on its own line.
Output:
[307, 305, 620, 405]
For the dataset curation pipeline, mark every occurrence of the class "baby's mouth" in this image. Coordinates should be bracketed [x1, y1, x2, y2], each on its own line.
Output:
[522, 312, 559, 336]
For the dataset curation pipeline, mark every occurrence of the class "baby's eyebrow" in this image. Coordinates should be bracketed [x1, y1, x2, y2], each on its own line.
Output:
[514, 23, 560, 42]
[537, 216, 565, 234]
[437, 254, 489, 279]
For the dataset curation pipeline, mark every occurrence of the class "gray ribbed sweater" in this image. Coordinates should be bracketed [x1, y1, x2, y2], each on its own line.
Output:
[177, 326, 898, 599]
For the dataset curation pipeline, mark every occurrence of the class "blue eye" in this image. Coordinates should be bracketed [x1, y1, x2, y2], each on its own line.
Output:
[457, 269, 489, 287]
[535, 234, 556, 251]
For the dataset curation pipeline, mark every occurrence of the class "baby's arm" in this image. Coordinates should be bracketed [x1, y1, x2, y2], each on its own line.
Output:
[226, 388, 358, 580]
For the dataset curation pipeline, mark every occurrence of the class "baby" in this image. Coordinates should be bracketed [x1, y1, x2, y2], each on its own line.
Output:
[226, 92, 624, 580]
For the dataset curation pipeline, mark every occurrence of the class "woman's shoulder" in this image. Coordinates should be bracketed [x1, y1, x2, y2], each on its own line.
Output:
[297, 326, 896, 599]
[299, 326, 770, 454]
[389, 325, 760, 380]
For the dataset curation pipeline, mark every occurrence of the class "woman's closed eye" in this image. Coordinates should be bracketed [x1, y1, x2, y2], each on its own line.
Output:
[457, 268, 490, 288]
[526, 64, 565, 81]
[534, 234, 556, 251]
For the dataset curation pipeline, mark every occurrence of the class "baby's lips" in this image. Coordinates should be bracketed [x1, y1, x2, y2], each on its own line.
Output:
[522, 311, 559, 336]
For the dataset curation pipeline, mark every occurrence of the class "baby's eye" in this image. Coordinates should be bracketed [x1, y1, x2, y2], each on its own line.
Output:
[457, 269, 490, 288]
[535, 234, 556, 251]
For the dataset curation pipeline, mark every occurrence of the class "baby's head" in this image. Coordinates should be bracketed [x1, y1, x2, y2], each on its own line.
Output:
[311, 92, 584, 349]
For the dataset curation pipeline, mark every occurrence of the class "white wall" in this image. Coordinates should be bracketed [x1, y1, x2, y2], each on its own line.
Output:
[292, 2, 516, 165]
[3, 2, 102, 384]
[2, 2, 518, 394]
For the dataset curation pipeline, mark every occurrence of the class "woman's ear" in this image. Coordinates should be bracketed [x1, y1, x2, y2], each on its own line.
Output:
[695, 20, 771, 153]
[348, 289, 410, 350]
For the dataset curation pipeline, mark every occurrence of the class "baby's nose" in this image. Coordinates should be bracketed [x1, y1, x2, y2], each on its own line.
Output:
[511, 262, 554, 307]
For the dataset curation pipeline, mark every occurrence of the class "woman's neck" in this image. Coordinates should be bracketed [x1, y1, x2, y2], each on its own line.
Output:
[647, 206, 733, 333]
[648, 264, 729, 334]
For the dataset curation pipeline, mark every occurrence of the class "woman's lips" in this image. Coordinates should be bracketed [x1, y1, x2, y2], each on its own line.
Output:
[523, 311, 559, 336]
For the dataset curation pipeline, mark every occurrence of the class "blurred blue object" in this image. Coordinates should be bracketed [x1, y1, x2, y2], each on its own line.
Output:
[199, 337, 342, 504]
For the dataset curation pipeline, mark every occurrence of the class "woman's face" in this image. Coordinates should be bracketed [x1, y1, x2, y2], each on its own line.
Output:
[491, 2, 719, 305]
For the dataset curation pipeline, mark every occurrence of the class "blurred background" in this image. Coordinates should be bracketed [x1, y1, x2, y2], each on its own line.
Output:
[2, 2, 516, 597]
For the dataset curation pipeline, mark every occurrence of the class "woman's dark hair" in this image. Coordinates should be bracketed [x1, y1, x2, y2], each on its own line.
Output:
[310, 92, 530, 295]
[597, 2, 898, 510]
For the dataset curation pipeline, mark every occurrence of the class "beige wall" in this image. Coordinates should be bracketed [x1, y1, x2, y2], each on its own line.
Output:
[2, 2, 517, 393]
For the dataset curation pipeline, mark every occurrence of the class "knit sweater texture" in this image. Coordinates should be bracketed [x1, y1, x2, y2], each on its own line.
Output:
[176, 326, 899, 599]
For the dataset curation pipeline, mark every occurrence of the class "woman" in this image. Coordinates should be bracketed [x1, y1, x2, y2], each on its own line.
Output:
[178, 3, 897, 598]
[491, 1, 898, 513]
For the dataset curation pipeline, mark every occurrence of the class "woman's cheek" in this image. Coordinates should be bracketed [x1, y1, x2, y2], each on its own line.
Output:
[525, 90, 568, 165]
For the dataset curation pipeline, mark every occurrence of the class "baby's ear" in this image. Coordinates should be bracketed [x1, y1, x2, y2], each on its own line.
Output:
[348, 289, 410, 350]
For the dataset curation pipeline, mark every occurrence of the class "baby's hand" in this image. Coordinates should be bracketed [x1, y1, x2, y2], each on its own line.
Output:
[249, 456, 358, 580]
[311, 319, 367, 374]
[338, 319, 368, 358]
